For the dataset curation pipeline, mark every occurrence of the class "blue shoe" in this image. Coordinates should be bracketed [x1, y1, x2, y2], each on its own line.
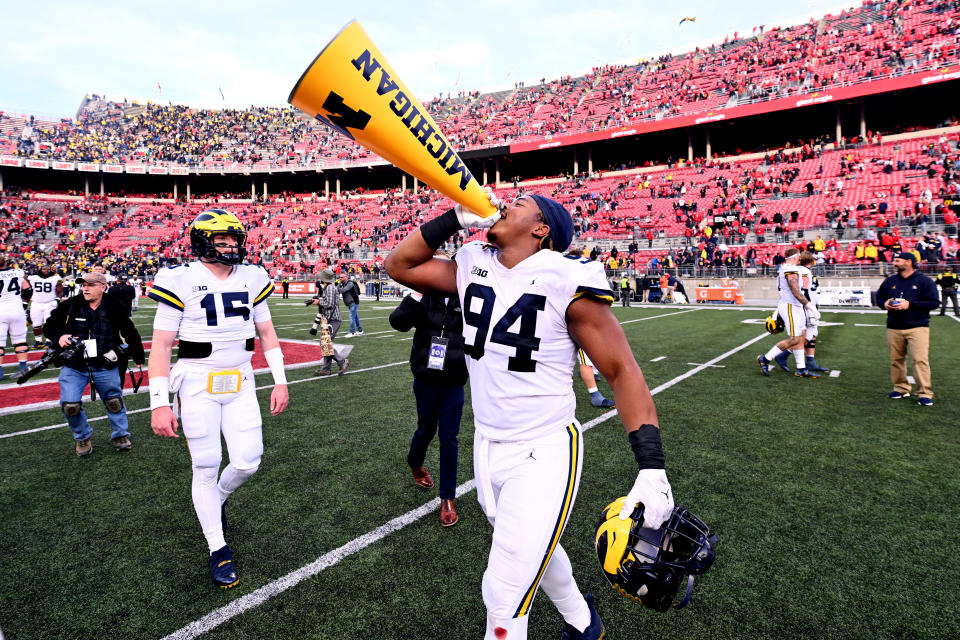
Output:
[917, 397, 933, 407]
[590, 393, 615, 409]
[795, 368, 821, 378]
[757, 355, 770, 377]
[774, 351, 791, 372]
[887, 391, 910, 399]
[560, 594, 605, 640]
[209, 545, 239, 589]
[806, 358, 830, 373]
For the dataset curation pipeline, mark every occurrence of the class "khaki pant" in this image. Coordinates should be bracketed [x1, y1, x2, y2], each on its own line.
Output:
[887, 327, 933, 399]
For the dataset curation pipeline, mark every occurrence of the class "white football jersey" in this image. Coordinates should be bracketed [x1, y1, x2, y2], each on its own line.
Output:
[0, 268, 27, 309]
[149, 262, 274, 367]
[805, 273, 820, 307]
[455, 242, 614, 441]
[777, 263, 809, 305]
[28, 274, 61, 305]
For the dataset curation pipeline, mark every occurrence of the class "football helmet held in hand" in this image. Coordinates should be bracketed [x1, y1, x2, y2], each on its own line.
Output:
[595, 498, 717, 612]
[764, 314, 785, 335]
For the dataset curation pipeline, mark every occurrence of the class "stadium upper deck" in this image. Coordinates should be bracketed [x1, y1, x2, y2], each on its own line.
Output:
[3, 129, 956, 278]
[1, 0, 958, 173]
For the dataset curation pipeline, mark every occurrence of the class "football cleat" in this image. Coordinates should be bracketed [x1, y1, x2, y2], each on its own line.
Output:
[560, 594, 605, 640]
[756, 355, 770, 377]
[595, 499, 716, 612]
[795, 369, 820, 378]
[209, 545, 239, 589]
[590, 393, 615, 409]
[806, 359, 830, 373]
[917, 398, 933, 407]
[774, 351, 791, 372]
[887, 391, 910, 399]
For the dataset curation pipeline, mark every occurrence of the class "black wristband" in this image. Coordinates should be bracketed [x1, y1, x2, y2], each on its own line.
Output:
[420, 208, 462, 250]
[629, 424, 665, 470]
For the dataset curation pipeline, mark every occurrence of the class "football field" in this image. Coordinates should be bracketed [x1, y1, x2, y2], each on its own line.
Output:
[1, 298, 958, 640]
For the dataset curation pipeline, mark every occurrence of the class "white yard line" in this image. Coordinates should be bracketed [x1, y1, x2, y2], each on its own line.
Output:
[619, 308, 698, 325]
[650, 356, 666, 362]
[159, 332, 768, 640]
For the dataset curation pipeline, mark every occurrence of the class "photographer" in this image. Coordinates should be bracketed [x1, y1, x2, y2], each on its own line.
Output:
[309, 269, 348, 375]
[44, 272, 145, 457]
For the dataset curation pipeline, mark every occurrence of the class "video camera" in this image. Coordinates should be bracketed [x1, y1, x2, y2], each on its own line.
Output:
[16, 337, 85, 385]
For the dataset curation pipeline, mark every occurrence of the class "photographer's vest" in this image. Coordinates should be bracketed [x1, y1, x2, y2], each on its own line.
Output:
[65, 301, 116, 369]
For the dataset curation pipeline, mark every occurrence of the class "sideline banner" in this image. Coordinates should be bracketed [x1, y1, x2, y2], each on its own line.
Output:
[818, 286, 872, 306]
[288, 20, 498, 218]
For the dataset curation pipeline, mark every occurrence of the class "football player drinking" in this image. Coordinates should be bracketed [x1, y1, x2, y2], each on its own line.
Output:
[148, 210, 289, 589]
[386, 191, 674, 640]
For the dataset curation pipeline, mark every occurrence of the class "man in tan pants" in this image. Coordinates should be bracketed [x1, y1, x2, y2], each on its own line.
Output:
[875, 252, 940, 406]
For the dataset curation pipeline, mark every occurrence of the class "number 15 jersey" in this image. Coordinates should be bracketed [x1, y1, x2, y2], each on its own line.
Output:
[149, 262, 274, 368]
[455, 242, 614, 441]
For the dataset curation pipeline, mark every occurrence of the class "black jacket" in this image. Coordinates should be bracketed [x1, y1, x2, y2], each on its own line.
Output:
[43, 294, 145, 368]
[875, 271, 939, 329]
[108, 283, 136, 315]
[389, 293, 467, 385]
[338, 280, 361, 307]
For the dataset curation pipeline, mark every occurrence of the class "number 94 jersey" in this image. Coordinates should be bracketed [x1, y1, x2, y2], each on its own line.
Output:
[455, 242, 614, 441]
[148, 262, 274, 344]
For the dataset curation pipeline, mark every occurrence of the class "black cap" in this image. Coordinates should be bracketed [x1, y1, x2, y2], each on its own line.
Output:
[895, 251, 918, 265]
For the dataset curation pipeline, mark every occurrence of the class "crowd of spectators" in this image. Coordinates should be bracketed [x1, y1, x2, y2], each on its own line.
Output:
[3, 129, 957, 285]
[4, 0, 959, 170]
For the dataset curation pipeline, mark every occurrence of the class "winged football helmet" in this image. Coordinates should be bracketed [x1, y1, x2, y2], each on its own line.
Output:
[595, 497, 717, 612]
[764, 314, 785, 335]
[190, 209, 247, 265]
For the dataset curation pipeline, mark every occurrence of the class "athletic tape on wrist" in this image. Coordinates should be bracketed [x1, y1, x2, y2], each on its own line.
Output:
[420, 209, 461, 249]
[264, 347, 287, 385]
[149, 376, 170, 410]
[629, 424, 665, 470]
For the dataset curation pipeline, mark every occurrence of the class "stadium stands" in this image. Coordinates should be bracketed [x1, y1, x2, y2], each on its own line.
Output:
[5, 0, 960, 169]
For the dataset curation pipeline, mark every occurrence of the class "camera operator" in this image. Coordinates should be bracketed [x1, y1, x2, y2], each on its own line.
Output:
[308, 268, 348, 375]
[44, 271, 145, 457]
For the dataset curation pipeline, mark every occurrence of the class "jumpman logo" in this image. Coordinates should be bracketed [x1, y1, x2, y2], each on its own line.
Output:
[525, 450, 536, 461]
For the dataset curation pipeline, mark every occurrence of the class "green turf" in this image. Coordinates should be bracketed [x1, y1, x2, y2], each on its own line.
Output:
[1, 300, 958, 640]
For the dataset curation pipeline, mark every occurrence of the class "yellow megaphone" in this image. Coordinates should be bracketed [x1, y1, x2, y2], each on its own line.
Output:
[288, 21, 498, 218]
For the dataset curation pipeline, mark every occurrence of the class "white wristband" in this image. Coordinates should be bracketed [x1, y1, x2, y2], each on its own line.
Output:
[264, 347, 287, 385]
[149, 376, 170, 410]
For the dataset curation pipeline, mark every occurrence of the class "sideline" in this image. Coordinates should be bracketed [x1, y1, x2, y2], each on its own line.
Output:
[160, 331, 767, 640]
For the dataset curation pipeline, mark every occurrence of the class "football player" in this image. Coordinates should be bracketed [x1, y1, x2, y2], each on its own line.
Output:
[775, 252, 829, 373]
[147, 209, 289, 589]
[577, 348, 615, 408]
[757, 247, 820, 378]
[27, 263, 63, 349]
[386, 192, 673, 640]
[0, 254, 33, 380]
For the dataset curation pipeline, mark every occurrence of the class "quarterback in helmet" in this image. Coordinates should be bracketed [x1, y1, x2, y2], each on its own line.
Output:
[148, 209, 289, 589]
